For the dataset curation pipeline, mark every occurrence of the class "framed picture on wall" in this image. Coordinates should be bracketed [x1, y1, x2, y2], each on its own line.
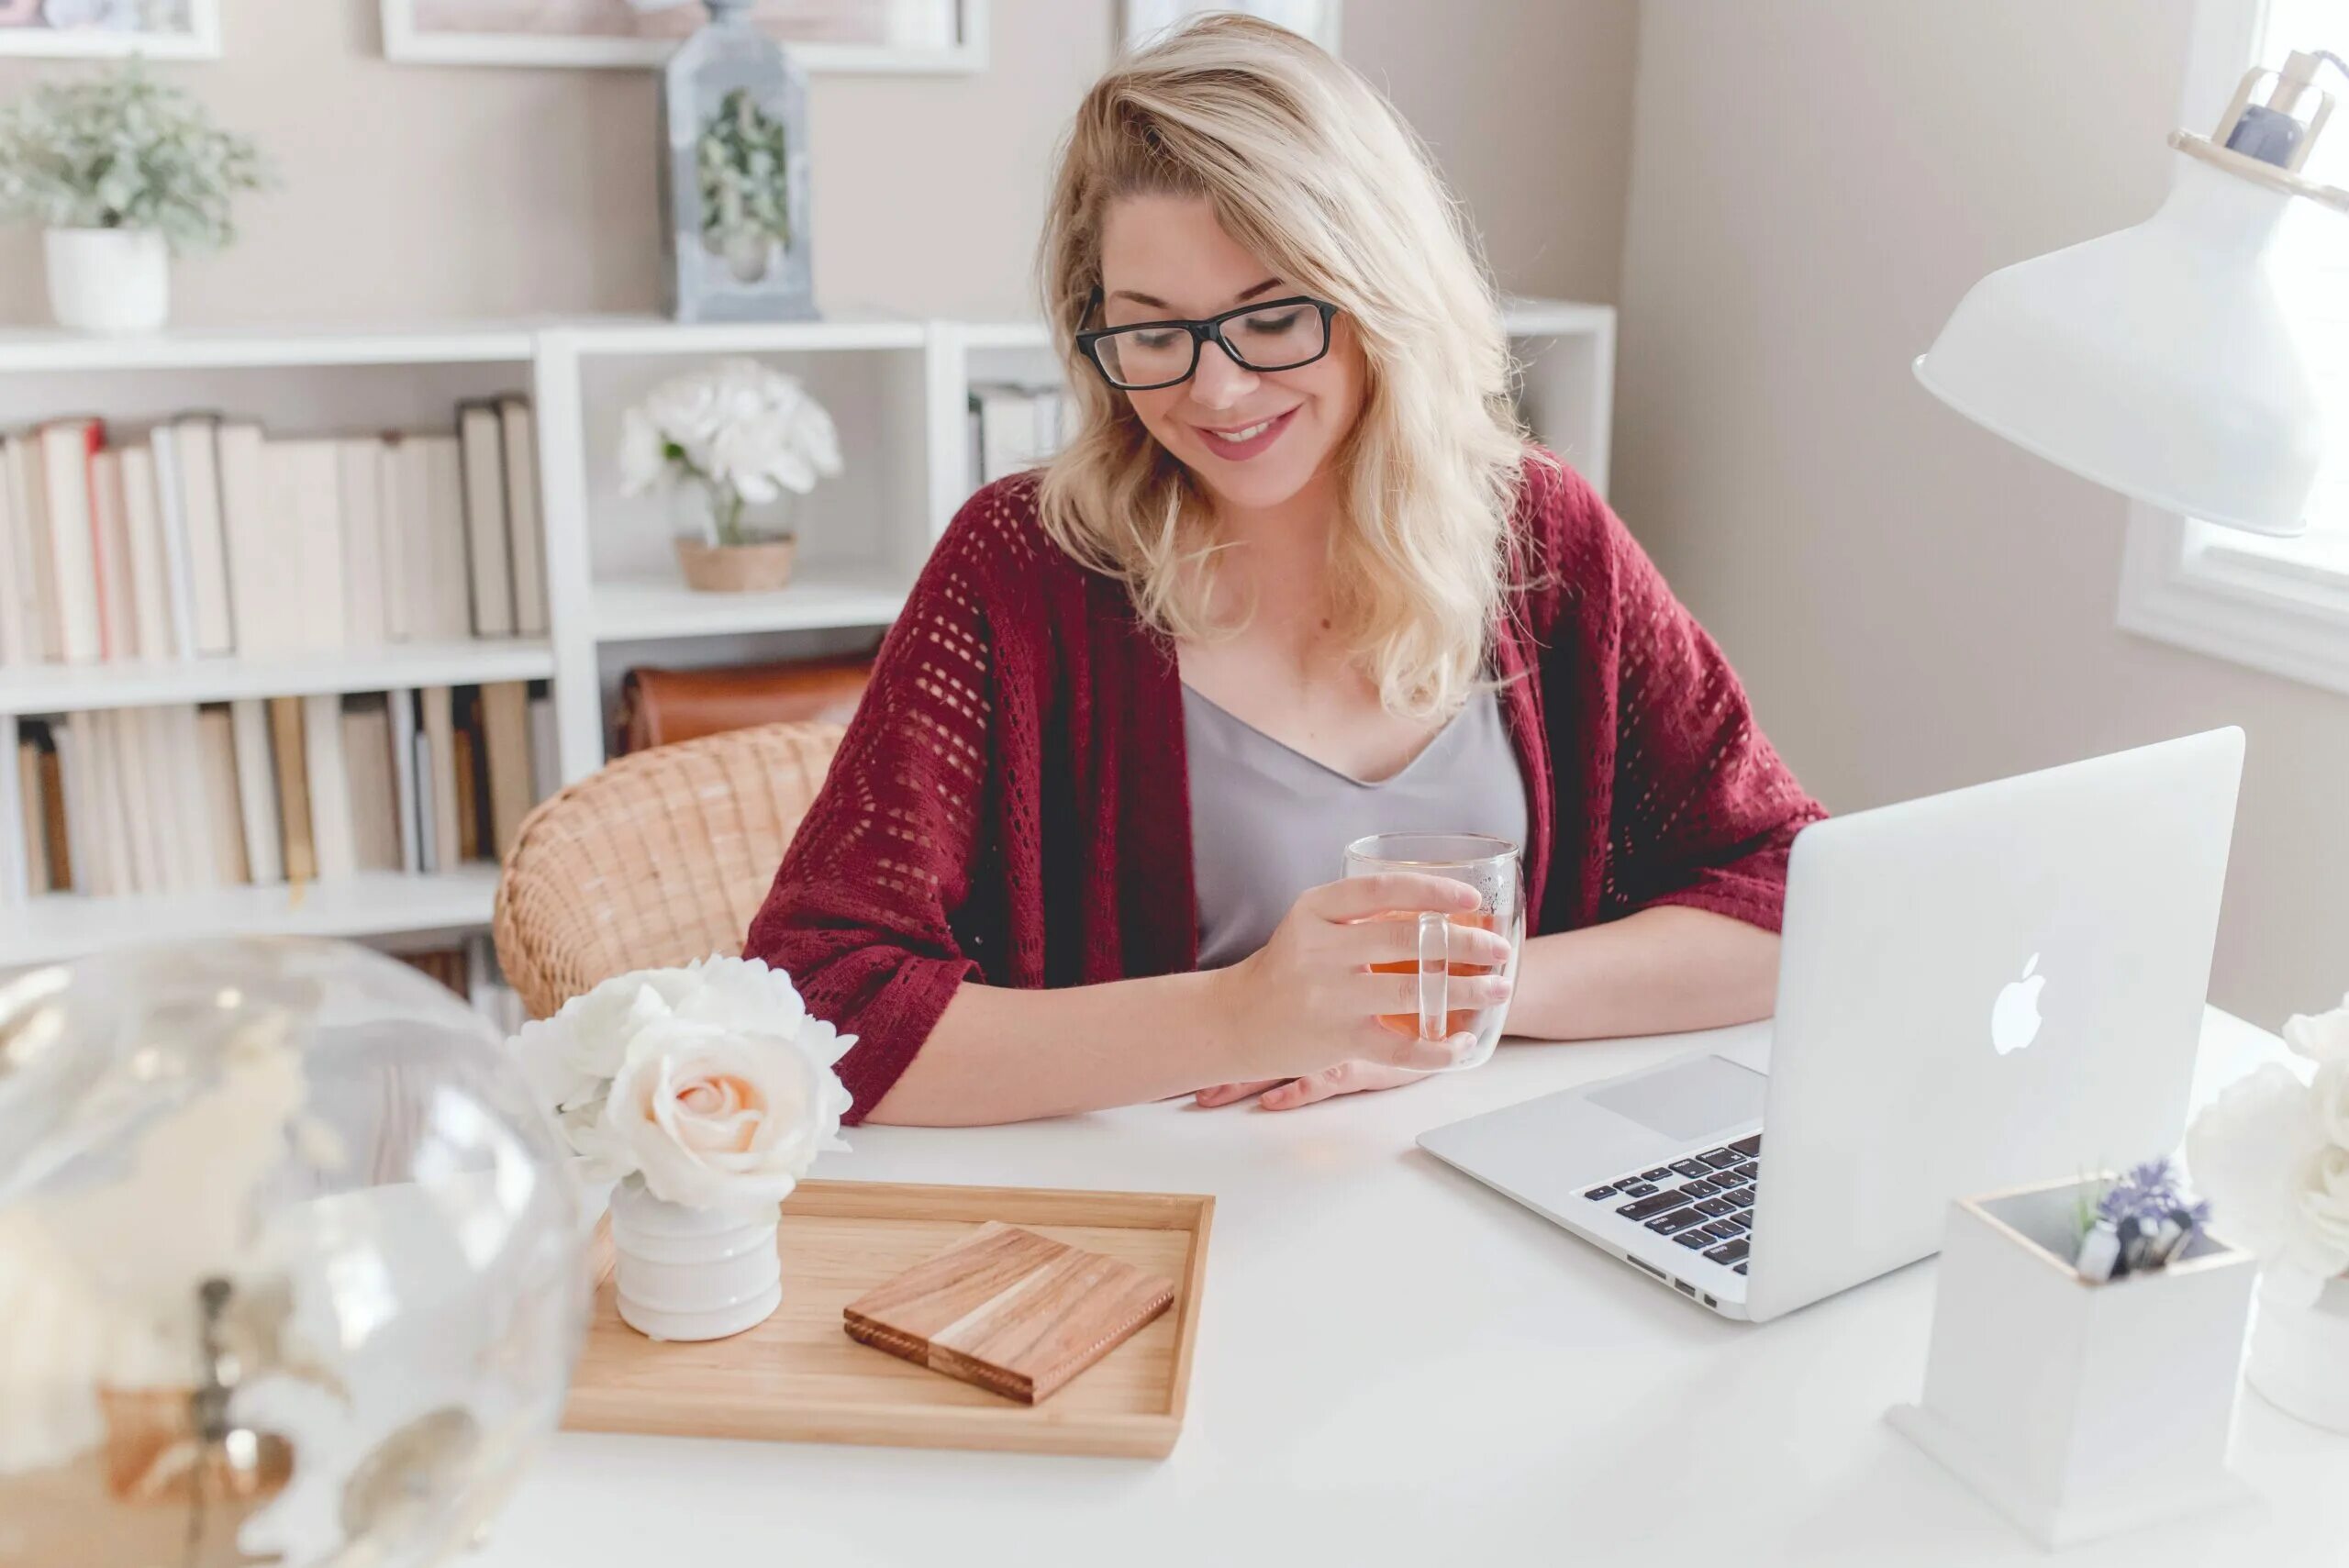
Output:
[1120, 0, 1339, 53]
[0, 0, 220, 59]
[381, 0, 985, 73]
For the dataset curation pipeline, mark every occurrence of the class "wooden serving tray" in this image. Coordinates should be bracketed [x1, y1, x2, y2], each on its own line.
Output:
[562, 1180, 1213, 1459]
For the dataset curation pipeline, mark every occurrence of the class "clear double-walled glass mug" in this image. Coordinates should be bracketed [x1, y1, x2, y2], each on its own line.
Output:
[1341, 831, 1525, 1071]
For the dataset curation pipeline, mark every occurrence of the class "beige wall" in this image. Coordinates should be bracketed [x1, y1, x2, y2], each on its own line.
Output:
[0, 0, 1635, 326]
[1614, 0, 2349, 1026]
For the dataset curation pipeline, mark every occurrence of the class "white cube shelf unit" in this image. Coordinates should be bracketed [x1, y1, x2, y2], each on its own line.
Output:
[0, 298, 1613, 966]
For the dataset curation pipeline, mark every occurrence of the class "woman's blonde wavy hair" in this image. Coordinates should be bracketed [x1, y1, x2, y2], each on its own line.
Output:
[1034, 13, 1532, 721]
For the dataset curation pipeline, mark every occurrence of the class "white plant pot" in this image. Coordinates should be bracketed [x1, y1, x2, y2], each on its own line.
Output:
[44, 228, 171, 335]
[607, 1176, 782, 1342]
[1887, 1175, 2257, 1549]
[2246, 1272, 2349, 1434]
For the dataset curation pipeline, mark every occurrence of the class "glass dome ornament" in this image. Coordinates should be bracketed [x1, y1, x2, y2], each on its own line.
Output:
[660, 0, 817, 322]
[0, 938, 588, 1568]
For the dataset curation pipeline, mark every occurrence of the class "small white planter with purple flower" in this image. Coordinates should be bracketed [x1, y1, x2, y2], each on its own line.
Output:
[1887, 1174, 2257, 1549]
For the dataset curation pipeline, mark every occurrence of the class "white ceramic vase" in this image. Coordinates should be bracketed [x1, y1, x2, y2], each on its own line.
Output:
[2245, 1273, 2349, 1434]
[607, 1175, 782, 1342]
[44, 228, 170, 334]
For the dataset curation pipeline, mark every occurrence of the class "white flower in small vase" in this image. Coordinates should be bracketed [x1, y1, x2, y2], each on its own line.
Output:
[617, 357, 844, 593]
[513, 956, 853, 1341]
[2186, 991, 2349, 1434]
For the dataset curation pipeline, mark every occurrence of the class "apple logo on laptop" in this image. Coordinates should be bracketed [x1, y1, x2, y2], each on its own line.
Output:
[1991, 953, 2046, 1054]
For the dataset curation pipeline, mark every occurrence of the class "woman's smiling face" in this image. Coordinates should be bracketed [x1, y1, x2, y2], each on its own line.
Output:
[1097, 193, 1365, 516]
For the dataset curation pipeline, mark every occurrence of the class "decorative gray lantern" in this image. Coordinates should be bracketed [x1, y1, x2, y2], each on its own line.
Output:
[660, 0, 816, 322]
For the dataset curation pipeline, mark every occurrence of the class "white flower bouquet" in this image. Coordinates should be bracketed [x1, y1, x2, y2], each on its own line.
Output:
[513, 955, 852, 1211]
[2186, 995, 2349, 1304]
[618, 358, 842, 547]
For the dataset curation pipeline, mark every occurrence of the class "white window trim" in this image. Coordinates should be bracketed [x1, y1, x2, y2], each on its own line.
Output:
[2115, 0, 2349, 692]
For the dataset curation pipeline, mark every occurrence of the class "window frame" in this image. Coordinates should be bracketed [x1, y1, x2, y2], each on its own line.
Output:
[2116, 0, 2349, 695]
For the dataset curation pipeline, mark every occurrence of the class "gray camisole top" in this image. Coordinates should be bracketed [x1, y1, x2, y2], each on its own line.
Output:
[1183, 684, 1530, 970]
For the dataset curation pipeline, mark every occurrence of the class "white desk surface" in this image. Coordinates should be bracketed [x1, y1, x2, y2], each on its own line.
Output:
[476, 1007, 2344, 1567]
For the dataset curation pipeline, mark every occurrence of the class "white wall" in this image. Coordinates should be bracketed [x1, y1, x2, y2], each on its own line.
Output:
[0, 0, 1636, 325]
[1614, 0, 2349, 1027]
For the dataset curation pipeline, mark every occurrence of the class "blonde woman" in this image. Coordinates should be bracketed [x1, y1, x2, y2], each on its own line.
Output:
[747, 17, 1822, 1126]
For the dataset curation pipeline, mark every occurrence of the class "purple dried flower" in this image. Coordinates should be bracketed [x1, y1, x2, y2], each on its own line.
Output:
[2096, 1158, 2209, 1229]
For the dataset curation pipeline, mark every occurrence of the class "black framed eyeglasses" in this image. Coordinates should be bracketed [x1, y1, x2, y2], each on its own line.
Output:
[1074, 293, 1341, 391]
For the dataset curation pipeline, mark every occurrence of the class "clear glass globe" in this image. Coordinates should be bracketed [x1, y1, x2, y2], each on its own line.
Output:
[0, 938, 587, 1568]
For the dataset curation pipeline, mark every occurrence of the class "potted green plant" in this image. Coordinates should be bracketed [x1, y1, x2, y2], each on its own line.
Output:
[0, 63, 270, 334]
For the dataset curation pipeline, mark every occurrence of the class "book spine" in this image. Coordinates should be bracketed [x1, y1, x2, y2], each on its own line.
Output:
[9, 434, 61, 662]
[147, 426, 200, 662]
[39, 419, 104, 664]
[268, 695, 316, 884]
[0, 444, 27, 668]
[56, 716, 100, 895]
[499, 396, 548, 637]
[339, 440, 387, 650]
[388, 687, 422, 875]
[88, 450, 135, 662]
[1, 722, 26, 902]
[302, 692, 355, 881]
[216, 423, 276, 657]
[105, 708, 163, 894]
[457, 403, 515, 638]
[36, 731, 69, 892]
[230, 696, 284, 884]
[120, 446, 174, 663]
[420, 684, 459, 872]
[164, 704, 215, 892]
[174, 417, 236, 657]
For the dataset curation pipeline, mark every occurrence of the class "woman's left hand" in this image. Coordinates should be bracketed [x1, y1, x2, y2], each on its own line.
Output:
[1194, 1059, 1431, 1111]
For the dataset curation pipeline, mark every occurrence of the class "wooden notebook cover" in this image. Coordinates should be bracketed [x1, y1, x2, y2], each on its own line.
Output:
[843, 1221, 1176, 1406]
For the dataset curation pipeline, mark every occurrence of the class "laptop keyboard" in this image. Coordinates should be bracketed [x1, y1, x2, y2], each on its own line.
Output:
[1578, 1133, 1761, 1275]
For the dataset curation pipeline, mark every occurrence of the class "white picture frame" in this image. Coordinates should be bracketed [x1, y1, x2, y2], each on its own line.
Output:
[380, 0, 986, 74]
[0, 0, 220, 59]
[1119, 0, 1339, 52]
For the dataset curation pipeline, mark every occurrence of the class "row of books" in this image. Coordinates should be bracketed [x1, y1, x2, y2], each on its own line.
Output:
[968, 382, 1077, 486]
[401, 933, 529, 1040]
[11, 681, 556, 902]
[0, 399, 548, 670]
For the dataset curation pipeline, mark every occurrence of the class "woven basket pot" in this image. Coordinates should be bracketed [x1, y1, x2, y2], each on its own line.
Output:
[675, 536, 797, 593]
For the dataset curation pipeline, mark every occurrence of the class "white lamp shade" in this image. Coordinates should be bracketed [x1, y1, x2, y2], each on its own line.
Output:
[1915, 156, 2328, 536]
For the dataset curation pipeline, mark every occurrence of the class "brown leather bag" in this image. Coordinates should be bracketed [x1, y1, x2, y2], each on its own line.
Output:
[616, 655, 874, 754]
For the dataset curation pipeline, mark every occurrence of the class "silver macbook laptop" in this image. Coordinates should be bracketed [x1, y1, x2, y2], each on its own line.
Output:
[1416, 728, 2243, 1323]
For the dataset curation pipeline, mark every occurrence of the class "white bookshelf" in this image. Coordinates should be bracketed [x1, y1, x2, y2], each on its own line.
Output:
[589, 573, 910, 643]
[0, 640, 555, 717]
[0, 867, 501, 968]
[0, 301, 1615, 966]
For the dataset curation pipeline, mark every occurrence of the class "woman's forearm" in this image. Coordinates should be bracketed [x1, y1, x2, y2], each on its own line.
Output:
[865, 905, 1776, 1123]
[863, 967, 1252, 1126]
[1506, 906, 1779, 1041]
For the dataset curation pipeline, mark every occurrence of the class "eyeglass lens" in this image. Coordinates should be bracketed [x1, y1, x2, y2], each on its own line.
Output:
[1093, 302, 1327, 387]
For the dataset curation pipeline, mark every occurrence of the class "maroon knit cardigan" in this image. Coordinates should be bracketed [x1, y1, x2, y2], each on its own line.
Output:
[744, 452, 1825, 1120]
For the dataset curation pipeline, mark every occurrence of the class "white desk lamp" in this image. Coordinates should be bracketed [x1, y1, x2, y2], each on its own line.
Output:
[1915, 51, 2347, 537]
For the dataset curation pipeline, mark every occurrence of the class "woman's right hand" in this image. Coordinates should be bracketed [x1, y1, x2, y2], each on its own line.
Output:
[1211, 873, 1516, 1081]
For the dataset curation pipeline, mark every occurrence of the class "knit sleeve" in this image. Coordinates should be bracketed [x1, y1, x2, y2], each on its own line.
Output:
[742, 488, 1013, 1120]
[1545, 464, 1825, 930]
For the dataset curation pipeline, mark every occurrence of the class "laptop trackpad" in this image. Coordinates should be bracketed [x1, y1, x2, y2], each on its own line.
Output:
[1587, 1055, 1767, 1142]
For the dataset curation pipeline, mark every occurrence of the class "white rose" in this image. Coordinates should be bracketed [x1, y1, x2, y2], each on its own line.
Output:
[2187, 1063, 2349, 1294]
[602, 1011, 852, 1209]
[618, 407, 670, 497]
[2284, 995, 2349, 1066]
[776, 390, 841, 475]
[644, 371, 726, 448]
[707, 413, 801, 502]
[510, 957, 843, 1191]
[2318, 1059, 2349, 1151]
